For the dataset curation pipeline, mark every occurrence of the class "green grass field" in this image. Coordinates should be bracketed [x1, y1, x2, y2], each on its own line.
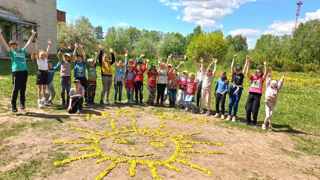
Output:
[0, 59, 320, 179]
[1, 59, 319, 135]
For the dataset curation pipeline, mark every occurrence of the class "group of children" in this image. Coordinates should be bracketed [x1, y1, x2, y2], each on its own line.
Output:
[0, 29, 285, 130]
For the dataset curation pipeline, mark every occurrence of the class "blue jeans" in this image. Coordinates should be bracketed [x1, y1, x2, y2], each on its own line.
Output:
[126, 88, 134, 103]
[228, 87, 243, 116]
[61, 76, 71, 105]
[168, 89, 177, 107]
[114, 81, 123, 102]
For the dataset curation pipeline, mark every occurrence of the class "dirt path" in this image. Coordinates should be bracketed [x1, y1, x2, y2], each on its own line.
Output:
[0, 106, 319, 180]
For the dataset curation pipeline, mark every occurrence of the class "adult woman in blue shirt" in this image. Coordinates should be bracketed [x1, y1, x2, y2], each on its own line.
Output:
[0, 28, 37, 112]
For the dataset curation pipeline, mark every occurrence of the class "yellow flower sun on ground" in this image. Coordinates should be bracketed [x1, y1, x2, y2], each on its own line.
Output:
[54, 109, 224, 180]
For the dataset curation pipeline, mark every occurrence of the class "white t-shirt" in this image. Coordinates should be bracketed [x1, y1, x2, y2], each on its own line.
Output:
[196, 70, 205, 82]
[265, 77, 283, 104]
[202, 74, 214, 89]
[37, 59, 49, 71]
[158, 69, 168, 84]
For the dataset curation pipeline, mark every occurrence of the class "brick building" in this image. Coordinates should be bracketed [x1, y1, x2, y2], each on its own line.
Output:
[0, 0, 64, 57]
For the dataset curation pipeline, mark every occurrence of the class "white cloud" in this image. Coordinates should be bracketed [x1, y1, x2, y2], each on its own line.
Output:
[160, 0, 255, 27]
[265, 8, 320, 36]
[115, 22, 130, 27]
[229, 28, 261, 37]
[228, 28, 261, 49]
[264, 21, 295, 36]
[229, 8, 320, 48]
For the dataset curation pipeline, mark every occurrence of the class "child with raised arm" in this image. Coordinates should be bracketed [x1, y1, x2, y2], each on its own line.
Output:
[98, 46, 116, 105]
[73, 43, 88, 104]
[114, 55, 126, 104]
[134, 56, 148, 104]
[228, 55, 249, 122]
[86, 57, 97, 105]
[200, 59, 218, 115]
[55, 52, 72, 108]
[214, 72, 229, 119]
[177, 70, 188, 108]
[147, 64, 158, 105]
[33, 40, 51, 108]
[125, 60, 136, 104]
[0, 28, 36, 112]
[157, 60, 169, 106]
[167, 64, 178, 107]
[184, 73, 197, 112]
[245, 60, 268, 125]
[46, 61, 59, 105]
[196, 58, 205, 108]
[262, 71, 285, 130]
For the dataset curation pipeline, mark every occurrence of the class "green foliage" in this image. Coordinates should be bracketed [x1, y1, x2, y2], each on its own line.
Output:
[251, 20, 320, 72]
[225, 35, 248, 65]
[57, 17, 98, 57]
[291, 20, 320, 65]
[159, 32, 186, 58]
[186, 31, 228, 63]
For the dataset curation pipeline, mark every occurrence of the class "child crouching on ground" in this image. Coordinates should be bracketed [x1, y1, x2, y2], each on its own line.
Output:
[68, 80, 85, 114]
[184, 73, 197, 112]
[214, 72, 229, 119]
[200, 59, 218, 115]
[86, 58, 97, 105]
[262, 71, 285, 130]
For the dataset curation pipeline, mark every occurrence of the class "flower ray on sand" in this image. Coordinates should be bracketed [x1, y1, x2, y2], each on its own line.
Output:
[53, 108, 224, 180]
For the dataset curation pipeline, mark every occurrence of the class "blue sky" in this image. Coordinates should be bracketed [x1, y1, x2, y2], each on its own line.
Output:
[57, 0, 320, 48]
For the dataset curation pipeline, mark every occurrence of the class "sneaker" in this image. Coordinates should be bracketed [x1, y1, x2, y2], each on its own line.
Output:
[38, 99, 43, 108]
[227, 115, 232, 121]
[20, 104, 26, 110]
[232, 116, 237, 122]
[200, 109, 205, 114]
[262, 124, 267, 130]
[214, 113, 220, 118]
[221, 115, 225, 119]
[185, 107, 189, 112]
[12, 106, 18, 113]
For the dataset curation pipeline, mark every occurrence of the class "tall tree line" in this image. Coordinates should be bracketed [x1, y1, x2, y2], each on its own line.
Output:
[58, 17, 320, 72]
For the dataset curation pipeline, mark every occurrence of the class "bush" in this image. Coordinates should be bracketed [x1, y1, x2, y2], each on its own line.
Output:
[303, 63, 320, 72]
[284, 62, 304, 72]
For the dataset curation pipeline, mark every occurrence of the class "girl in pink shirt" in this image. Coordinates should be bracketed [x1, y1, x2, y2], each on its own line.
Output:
[245, 60, 267, 125]
[184, 73, 197, 112]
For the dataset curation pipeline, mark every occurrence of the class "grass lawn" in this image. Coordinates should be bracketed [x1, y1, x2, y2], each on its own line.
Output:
[1, 59, 319, 135]
[0, 58, 320, 180]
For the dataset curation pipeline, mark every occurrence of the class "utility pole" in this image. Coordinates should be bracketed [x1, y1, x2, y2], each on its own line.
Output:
[295, 0, 303, 30]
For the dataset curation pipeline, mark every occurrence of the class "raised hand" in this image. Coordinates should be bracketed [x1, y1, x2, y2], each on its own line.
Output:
[74, 43, 79, 49]
[109, 48, 113, 53]
[47, 40, 52, 46]
[263, 61, 267, 66]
